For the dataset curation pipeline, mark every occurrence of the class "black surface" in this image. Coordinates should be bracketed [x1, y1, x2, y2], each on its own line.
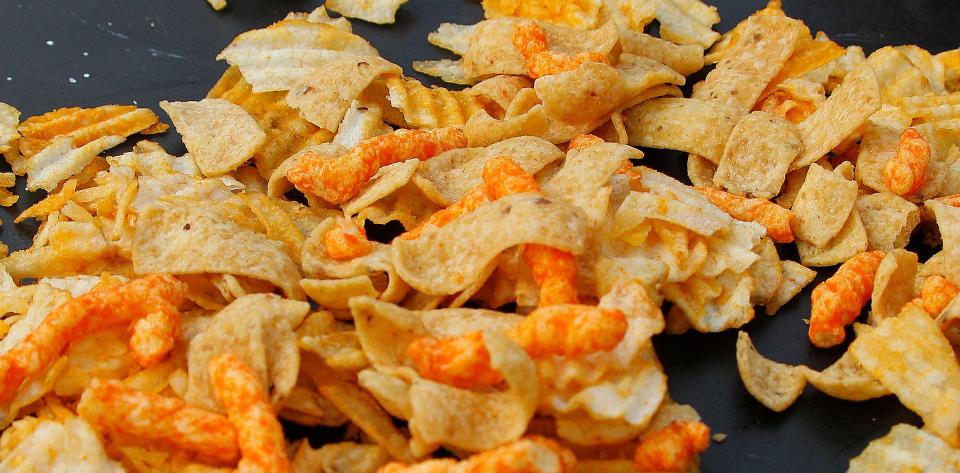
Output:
[0, 1, 956, 471]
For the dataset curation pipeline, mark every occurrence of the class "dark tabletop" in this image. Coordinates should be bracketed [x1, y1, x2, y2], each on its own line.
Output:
[1, 0, 956, 471]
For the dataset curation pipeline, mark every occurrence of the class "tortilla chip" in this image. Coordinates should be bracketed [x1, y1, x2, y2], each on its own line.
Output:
[797, 209, 868, 267]
[287, 56, 402, 132]
[764, 260, 816, 315]
[869, 249, 919, 322]
[854, 192, 921, 251]
[186, 293, 308, 412]
[792, 63, 882, 169]
[791, 163, 858, 247]
[216, 18, 379, 93]
[133, 200, 304, 298]
[160, 99, 266, 177]
[747, 237, 783, 305]
[850, 306, 960, 446]
[799, 348, 889, 401]
[624, 98, 740, 163]
[344, 159, 420, 216]
[736, 331, 806, 412]
[544, 142, 642, 226]
[392, 194, 587, 295]
[713, 111, 802, 198]
[692, 15, 803, 113]
[619, 28, 704, 76]
[848, 424, 960, 472]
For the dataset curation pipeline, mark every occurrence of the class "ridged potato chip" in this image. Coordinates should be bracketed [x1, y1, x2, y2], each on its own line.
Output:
[26, 135, 123, 192]
[326, 0, 408, 25]
[160, 99, 266, 177]
[17, 105, 162, 159]
[848, 424, 960, 472]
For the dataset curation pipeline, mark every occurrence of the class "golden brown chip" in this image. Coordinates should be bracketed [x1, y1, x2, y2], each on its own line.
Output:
[481, 0, 603, 29]
[790, 163, 858, 247]
[764, 260, 816, 315]
[26, 135, 123, 192]
[848, 424, 960, 472]
[796, 209, 868, 267]
[735, 331, 806, 412]
[619, 28, 705, 77]
[713, 111, 802, 198]
[869, 249, 918, 322]
[850, 306, 960, 446]
[17, 105, 160, 159]
[160, 99, 266, 177]
[854, 192, 921, 251]
[624, 98, 740, 163]
[798, 348, 889, 401]
[747, 237, 783, 305]
[0, 103, 20, 154]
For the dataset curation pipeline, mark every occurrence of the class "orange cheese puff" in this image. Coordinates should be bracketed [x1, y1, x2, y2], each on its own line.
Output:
[482, 155, 541, 197]
[0, 274, 185, 404]
[511, 21, 610, 79]
[920, 275, 960, 316]
[77, 379, 238, 466]
[323, 217, 373, 260]
[883, 127, 930, 197]
[400, 187, 489, 240]
[523, 244, 579, 306]
[808, 251, 886, 348]
[634, 421, 711, 473]
[209, 353, 291, 473]
[287, 127, 467, 204]
[407, 331, 503, 388]
[380, 436, 576, 473]
[696, 187, 796, 243]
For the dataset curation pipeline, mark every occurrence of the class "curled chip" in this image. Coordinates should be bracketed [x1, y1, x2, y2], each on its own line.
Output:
[160, 99, 266, 177]
[850, 306, 960, 446]
[736, 332, 806, 412]
[392, 193, 587, 295]
[326, 0, 408, 24]
[798, 348, 888, 402]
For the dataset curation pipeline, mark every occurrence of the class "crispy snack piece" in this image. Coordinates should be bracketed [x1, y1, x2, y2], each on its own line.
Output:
[883, 127, 931, 197]
[207, 66, 334, 178]
[380, 436, 576, 473]
[695, 187, 795, 243]
[17, 105, 161, 158]
[0, 274, 185, 404]
[323, 217, 373, 260]
[808, 251, 885, 348]
[408, 304, 627, 388]
[567, 133, 605, 151]
[511, 21, 610, 79]
[287, 127, 467, 204]
[633, 421, 710, 473]
[77, 379, 238, 465]
[209, 353, 291, 473]
[736, 332, 806, 411]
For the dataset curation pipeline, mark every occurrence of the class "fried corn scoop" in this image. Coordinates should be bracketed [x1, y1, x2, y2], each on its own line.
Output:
[210, 353, 291, 473]
[633, 421, 711, 473]
[511, 21, 610, 79]
[882, 127, 930, 197]
[0, 274, 186, 404]
[380, 435, 576, 473]
[287, 126, 467, 204]
[78, 379, 239, 466]
[808, 251, 885, 348]
[696, 187, 796, 243]
[408, 304, 628, 388]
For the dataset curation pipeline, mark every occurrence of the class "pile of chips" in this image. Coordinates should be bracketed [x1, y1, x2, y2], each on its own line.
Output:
[0, 0, 958, 471]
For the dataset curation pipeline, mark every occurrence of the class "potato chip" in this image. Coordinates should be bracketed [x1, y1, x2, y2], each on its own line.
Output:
[481, 0, 603, 29]
[411, 59, 473, 86]
[854, 192, 920, 251]
[383, 76, 486, 130]
[624, 98, 740, 163]
[867, 46, 934, 102]
[17, 105, 162, 159]
[713, 111, 802, 198]
[790, 163, 858, 247]
[850, 306, 960, 446]
[287, 56, 402, 132]
[799, 348, 888, 401]
[3, 220, 118, 281]
[869, 249, 918, 322]
[692, 15, 803, 113]
[185, 293, 307, 413]
[0, 103, 20, 154]
[428, 23, 475, 56]
[0, 417, 125, 472]
[848, 424, 960, 472]
[735, 331, 805, 412]
[792, 63, 882, 169]
[344, 159, 420, 216]
[414, 136, 564, 206]
[291, 441, 390, 473]
[655, 0, 720, 49]
[133, 200, 304, 298]
[26, 135, 123, 192]
[665, 271, 754, 332]
[392, 194, 587, 295]
[796, 209, 868, 267]
[764, 260, 816, 315]
[216, 18, 379, 93]
[326, 0, 408, 25]
[159, 99, 265, 177]
[333, 101, 391, 150]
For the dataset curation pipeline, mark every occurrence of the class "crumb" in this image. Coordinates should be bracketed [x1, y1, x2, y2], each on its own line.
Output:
[713, 433, 727, 443]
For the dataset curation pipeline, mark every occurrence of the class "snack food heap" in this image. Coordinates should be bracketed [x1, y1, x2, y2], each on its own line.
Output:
[0, 0, 959, 471]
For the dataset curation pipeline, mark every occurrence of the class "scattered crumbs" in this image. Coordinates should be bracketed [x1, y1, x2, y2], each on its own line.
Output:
[5, 77, 10, 81]
[82, 51, 89, 57]
[133, 100, 139, 105]
[68, 77, 77, 84]
[149, 22, 156, 28]
[802, 318, 810, 325]
[45, 40, 55, 46]
[107, 21, 113, 26]
[713, 433, 727, 443]
[83, 73, 90, 78]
